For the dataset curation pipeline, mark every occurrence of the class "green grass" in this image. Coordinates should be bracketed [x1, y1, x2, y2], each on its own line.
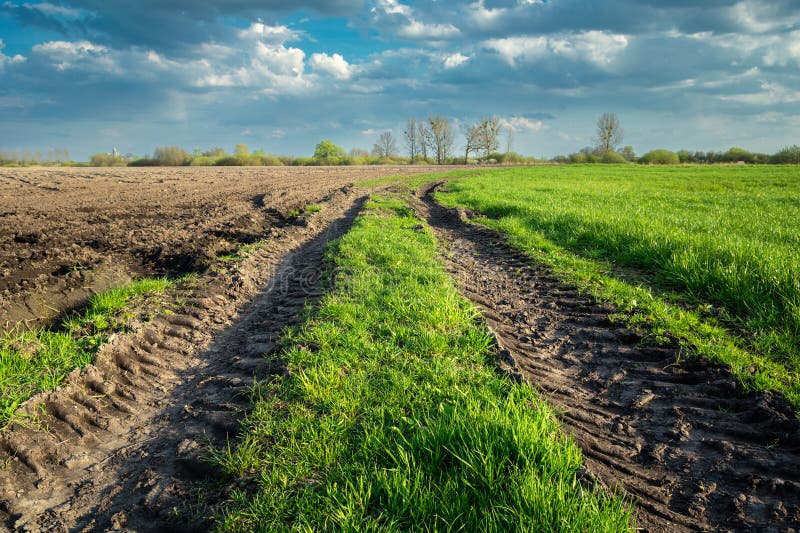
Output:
[305, 204, 322, 213]
[213, 195, 632, 532]
[436, 164, 800, 410]
[0, 277, 173, 425]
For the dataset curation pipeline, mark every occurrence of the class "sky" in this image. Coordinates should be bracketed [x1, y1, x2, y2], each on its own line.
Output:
[0, 0, 799, 159]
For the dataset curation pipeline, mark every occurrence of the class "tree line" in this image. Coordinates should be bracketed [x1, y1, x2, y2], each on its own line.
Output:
[3, 112, 798, 167]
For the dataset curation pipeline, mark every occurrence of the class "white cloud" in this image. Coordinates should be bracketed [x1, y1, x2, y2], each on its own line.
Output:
[24, 2, 83, 18]
[371, 0, 412, 17]
[309, 52, 352, 79]
[238, 22, 302, 43]
[32, 40, 113, 71]
[485, 31, 629, 68]
[719, 81, 800, 105]
[397, 20, 460, 40]
[443, 52, 470, 69]
[0, 38, 26, 69]
[501, 116, 544, 131]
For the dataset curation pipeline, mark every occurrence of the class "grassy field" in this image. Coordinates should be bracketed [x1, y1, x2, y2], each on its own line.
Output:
[214, 195, 632, 531]
[436, 164, 800, 409]
[0, 278, 173, 426]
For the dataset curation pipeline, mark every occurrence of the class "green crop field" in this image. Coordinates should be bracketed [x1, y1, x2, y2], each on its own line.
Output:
[437, 164, 800, 410]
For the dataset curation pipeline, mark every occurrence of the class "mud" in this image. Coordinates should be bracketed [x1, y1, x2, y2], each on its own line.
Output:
[0, 182, 366, 531]
[0, 166, 440, 333]
[411, 183, 800, 532]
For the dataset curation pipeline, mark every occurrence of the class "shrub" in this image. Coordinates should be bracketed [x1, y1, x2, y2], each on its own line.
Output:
[721, 147, 754, 164]
[600, 151, 628, 164]
[639, 149, 680, 165]
[153, 146, 189, 166]
[772, 145, 800, 164]
[128, 158, 160, 167]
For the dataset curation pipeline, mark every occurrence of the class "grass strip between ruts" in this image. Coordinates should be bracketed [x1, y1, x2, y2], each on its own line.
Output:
[213, 195, 632, 532]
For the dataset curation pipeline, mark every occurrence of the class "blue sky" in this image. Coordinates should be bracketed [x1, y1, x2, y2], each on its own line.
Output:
[1, 0, 799, 159]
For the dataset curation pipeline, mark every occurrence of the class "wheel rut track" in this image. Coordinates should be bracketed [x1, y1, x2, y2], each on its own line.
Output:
[411, 183, 800, 532]
[0, 187, 367, 532]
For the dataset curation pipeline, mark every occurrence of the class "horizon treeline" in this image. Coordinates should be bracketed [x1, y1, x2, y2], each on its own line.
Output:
[2, 114, 799, 167]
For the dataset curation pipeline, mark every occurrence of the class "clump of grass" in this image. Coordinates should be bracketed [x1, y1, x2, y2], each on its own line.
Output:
[305, 203, 322, 213]
[436, 165, 800, 410]
[0, 277, 173, 426]
[217, 241, 266, 264]
[213, 195, 632, 531]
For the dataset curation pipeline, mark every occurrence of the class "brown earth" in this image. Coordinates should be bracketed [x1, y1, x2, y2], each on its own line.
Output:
[0, 180, 368, 531]
[0, 166, 442, 334]
[410, 182, 800, 532]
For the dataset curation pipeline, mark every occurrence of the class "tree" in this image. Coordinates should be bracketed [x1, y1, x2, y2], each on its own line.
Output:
[771, 145, 800, 164]
[595, 112, 623, 154]
[153, 146, 189, 166]
[234, 143, 249, 156]
[505, 128, 515, 154]
[428, 116, 454, 164]
[313, 140, 346, 164]
[476, 116, 503, 157]
[203, 147, 227, 158]
[404, 118, 419, 162]
[620, 146, 636, 161]
[417, 120, 431, 162]
[462, 123, 481, 164]
[372, 131, 398, 158]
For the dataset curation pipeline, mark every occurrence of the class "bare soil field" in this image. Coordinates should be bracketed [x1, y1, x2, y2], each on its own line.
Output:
[0, 166, 440, 334]
[411, 182, 800, 532]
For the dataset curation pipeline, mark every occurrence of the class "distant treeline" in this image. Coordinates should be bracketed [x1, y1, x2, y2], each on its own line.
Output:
[554, 145, 800, 165]
[2, 112, 799, 167]
[0, 148, 71, 166]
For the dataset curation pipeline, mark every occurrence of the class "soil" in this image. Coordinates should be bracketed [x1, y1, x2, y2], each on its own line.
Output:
[0, 166, 440, 334]
[0, 180, 368, 531]
[410, 182, 800, 532]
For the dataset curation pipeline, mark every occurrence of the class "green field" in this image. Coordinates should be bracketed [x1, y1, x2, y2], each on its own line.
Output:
[215, 196, 632, 531]
[436, 164, 800, 409]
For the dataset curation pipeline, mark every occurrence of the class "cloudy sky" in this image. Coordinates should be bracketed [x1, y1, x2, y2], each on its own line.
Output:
[1, 0, 799, 159]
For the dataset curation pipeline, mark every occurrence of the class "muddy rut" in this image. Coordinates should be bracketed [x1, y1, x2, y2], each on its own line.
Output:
[0, 186, 366, 531]
[411, 183, 800, 532]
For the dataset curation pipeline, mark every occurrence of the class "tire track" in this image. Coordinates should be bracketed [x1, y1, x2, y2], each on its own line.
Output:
[410, 183, 800, 532]
[0, 187, 366, 532]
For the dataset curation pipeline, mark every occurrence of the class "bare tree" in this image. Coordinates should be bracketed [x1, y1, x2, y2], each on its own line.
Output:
[462, 123, 481, 164]
[476, 116, 503, 157]
[595, 112, 624, 154]
[428, 116, 454, 164]
[404, 119, 419, 162]
[417, 120, 431, 162]
[372, 131, 399, 158]
[505, 127, 515, 154]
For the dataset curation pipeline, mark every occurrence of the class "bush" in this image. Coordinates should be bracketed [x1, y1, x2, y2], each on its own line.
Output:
[720, 147, 754, 164]
[128, 158, 160, 167]
[639, 149, 680, 165]
[600, 151, 628, 164]
[772, 145, 800, 164]
[188, 156, 216, 166]
[153, 146, 189, 166]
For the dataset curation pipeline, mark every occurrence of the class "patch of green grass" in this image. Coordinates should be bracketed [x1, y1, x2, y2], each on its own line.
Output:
[0, 277, 173, 426]
[213, 195, 632, 532]
[305, 204, 322, 213]
[436, 164, 800, 410]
